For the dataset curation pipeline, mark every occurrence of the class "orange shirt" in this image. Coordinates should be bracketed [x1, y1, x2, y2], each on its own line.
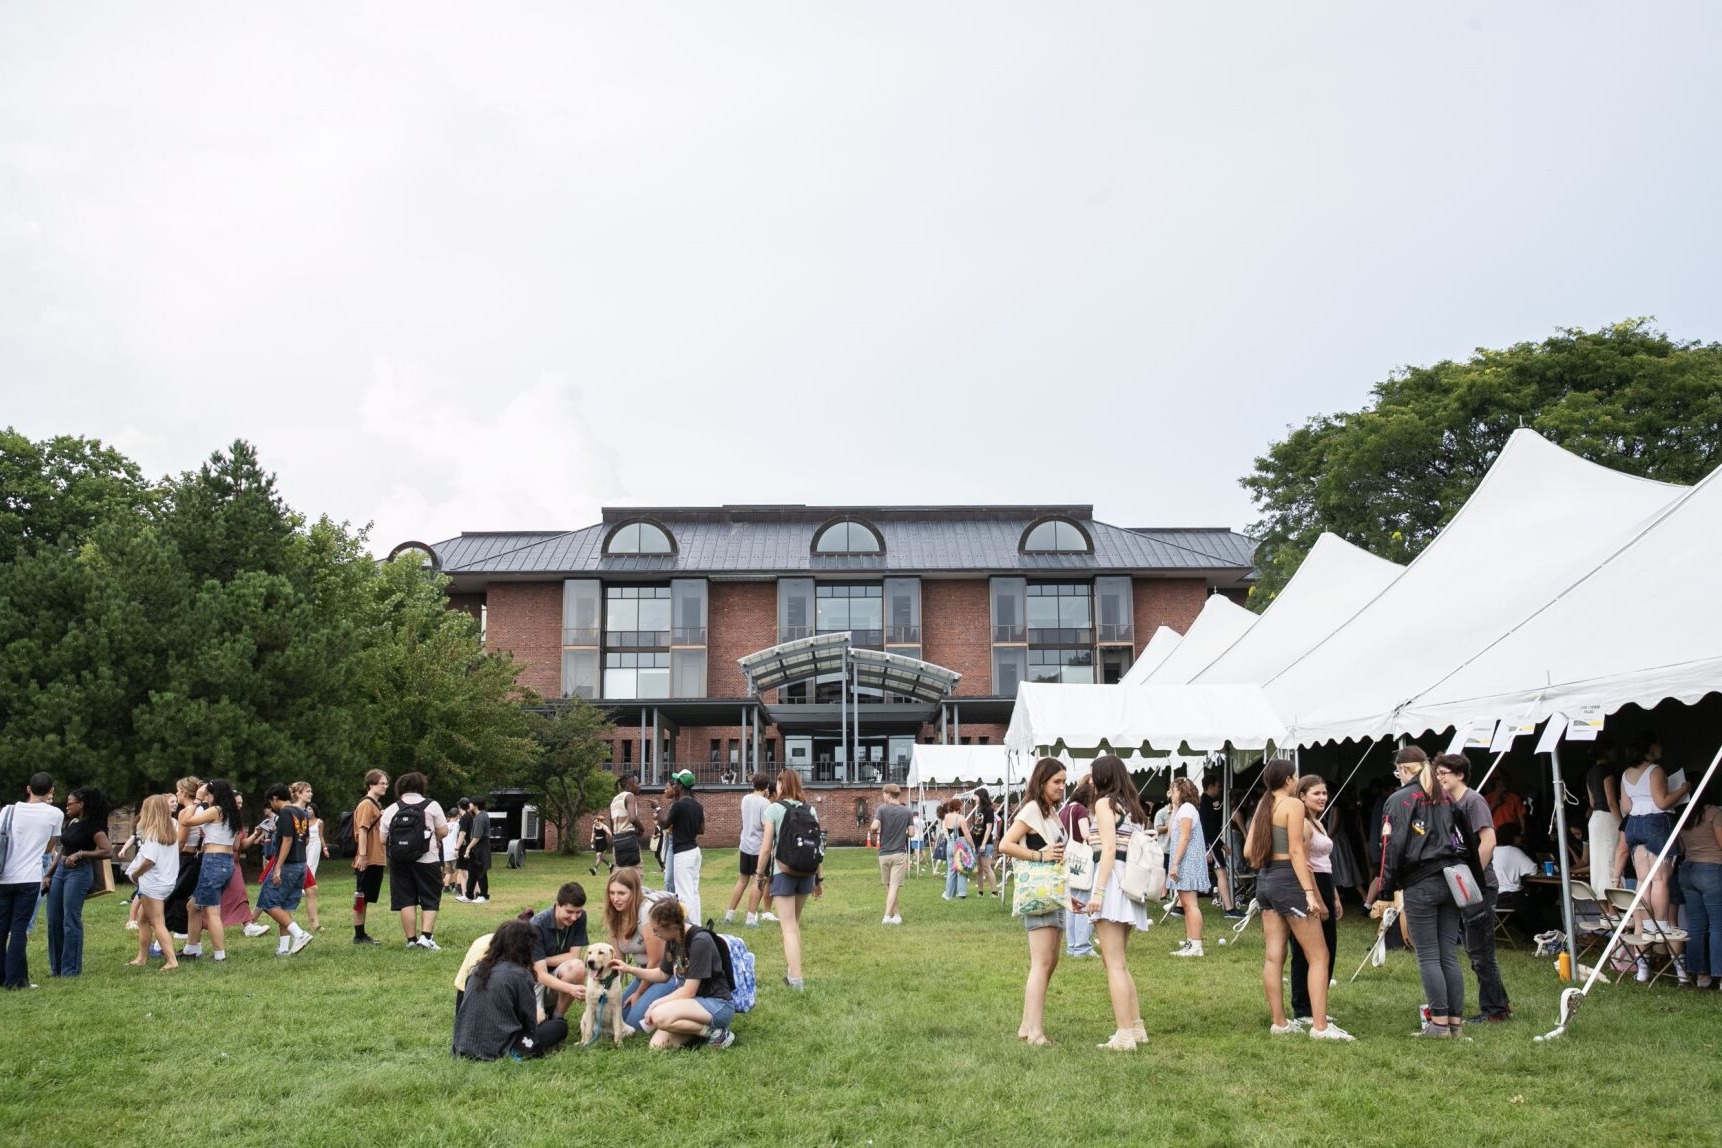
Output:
[353, 796, 385, 868]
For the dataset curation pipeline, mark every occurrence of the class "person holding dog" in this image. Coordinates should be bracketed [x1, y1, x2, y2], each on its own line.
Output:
[530, 881, 591, 1017]
[999, 757, 1067, 1046]
[602, 869, 676, 1032]
[453, 920, 569, 1060]
[625, 897, 736, 1050]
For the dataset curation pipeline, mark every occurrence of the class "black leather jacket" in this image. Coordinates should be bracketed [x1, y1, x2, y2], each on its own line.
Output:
[1377, 782, 1468, 901]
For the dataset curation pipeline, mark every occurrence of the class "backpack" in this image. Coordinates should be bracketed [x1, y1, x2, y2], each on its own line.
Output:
[1119, 826, 1166, 904]
[774, 801, 824, 875]
[695, 921, 757, 1014]
[332, 799, 370, 860]
[387, 800, 431, 861]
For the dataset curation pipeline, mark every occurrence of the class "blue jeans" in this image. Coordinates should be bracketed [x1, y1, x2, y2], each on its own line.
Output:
[1, 882, 41, 988]
[1677, 861, 1722, 978]
[1065, 904, 1095, 956]
[1403, 875, 1465, 1018]
[944, 864, 967, 899]
[47, 863, 94, 977]
[623, 976, 682, 1030]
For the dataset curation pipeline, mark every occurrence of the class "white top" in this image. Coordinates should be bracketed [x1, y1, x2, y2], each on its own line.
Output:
[1622, 766, 1659, 815]
[202, 814, 238, 848]
[128, 837, 180, 899]
[1491, 844, 1539, 893]
[379, 796, 448, 864]
[738, 793, 768, 855]
[441, 817, 461, 863]
[0, 802, 64, 884]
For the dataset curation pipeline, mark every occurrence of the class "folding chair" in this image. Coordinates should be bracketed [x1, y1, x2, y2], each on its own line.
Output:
[1606, 888, 1686, 986]
[1567, 880, 1615, 966]
[1493, 905, 1518, 949]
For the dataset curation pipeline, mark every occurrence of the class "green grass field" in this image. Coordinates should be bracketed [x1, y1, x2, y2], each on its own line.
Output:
[0, 848, 1716, 1148]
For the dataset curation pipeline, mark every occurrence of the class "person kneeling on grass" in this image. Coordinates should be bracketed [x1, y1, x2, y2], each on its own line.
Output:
[453, 920, 568, 1061]
[616, 897, 736, 1050]
[530, 882, 590, 1017]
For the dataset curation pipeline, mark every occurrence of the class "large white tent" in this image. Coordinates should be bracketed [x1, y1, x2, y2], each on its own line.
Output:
[1122, 625, 1182, 684]
[906, 744, 1016, 788]
[1266, 430, 1688, 746]
[1395, 459, 1722, 735]
[1191, 533, 1404, 687]
[1004, 681, 1285, 757]
[1127, 595, 1256, 685]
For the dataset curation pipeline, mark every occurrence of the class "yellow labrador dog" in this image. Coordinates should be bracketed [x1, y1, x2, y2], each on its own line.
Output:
[579, 942, 627, 1047]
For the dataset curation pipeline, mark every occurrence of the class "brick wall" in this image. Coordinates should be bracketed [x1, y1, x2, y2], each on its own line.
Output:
[708, 582, 778, 697]
[1132, 577, 1208, 650]
[486, 581, 563, 699]
[447, 592, 485, 621]
[922, 578, 993, 694]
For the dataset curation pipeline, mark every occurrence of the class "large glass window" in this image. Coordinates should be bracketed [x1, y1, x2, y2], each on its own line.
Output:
[884, 577, 920, 645]
[1021, 518, 1091, 553]
[990, 578, 1026, 644]
[671, 579, 708, 646]
[1029, 647, 1095, 684]
[606, 586, 671, 647]
[1100, 646, 1134, 685]
[562, 649, 598, 699]
[815, 583, 883, 646]
[604, 651, 670, 698]
[778, 578, 814, 642]
[1096, 576, 1134, 645]
[1026, 582, 1093, 645]
[562, 579, 601, 646]
[605, 521, 674, 555]
[992, 646, 1028, 696]
[671, 648, 707, 698]
[812, 520, 883, 554]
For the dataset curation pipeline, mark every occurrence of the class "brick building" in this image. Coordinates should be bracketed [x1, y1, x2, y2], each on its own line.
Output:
[421, 505, 1254, 847]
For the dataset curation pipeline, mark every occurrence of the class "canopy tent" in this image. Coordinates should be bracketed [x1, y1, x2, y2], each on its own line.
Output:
[1004, 681, 1286, 756]
[1127, 596, 1257, 686]
[1119, 625, 1183, 685]
[1266, 430, 1688, 746]
[906, 744, 1018, 788]
[1394, 457, 1722, 736]
[1191, 533, 1404, 687]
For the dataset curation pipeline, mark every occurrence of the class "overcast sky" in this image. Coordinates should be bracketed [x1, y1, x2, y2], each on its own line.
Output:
[3, 2, 1718, 552]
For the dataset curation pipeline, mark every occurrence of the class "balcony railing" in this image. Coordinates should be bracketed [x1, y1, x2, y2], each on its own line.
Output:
[562, 627, 601, 646]
[606, 630, 671, 648]
[1097, 622, 1134, 643]
[1028, 627, 1094, 646]
[886, 624, 921, 644]
[671, 627, 708, 646]
[992, 624, 1027, 643]
[780, 625, 815, 641]
[617, 760, 911, 787]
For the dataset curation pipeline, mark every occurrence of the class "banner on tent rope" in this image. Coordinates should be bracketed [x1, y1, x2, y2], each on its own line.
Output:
[1536, 713, 1568, 755]
[1565, 703, 1605, 742]
[1488, 719, 1518, 754]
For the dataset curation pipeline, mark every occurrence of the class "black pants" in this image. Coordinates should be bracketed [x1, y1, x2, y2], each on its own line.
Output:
[515, 1016, 568, 1058]
[465, 855, 490, 900]
[1290, 872, 1339, 1019]
[163, 852, 202, 935]
[1461, 884, 1511, 1018]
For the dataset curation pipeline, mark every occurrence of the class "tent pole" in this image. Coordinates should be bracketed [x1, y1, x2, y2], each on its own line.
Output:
[840, 647, 848, 787]
[1549, 741, 1580, 978]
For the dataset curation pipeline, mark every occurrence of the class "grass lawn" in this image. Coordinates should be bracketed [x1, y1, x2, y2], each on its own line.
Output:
[1, 848, 1717, 1148]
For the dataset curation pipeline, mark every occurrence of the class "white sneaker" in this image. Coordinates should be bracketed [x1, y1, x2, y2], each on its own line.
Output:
[419, 937, 442, 953]
[889, 915, 902, 925]
[1269, 1021, 1303, 1035]
[472, 896, 487, 904]
[1636, 956, 1651, 983]
[723, 911, 735, 923]
[744, 913, 758, 927]
[242, 922, 269, 938]
[760, 912, 779, 923]
[289, 930, 315, 955]
[1309, 1023, 1356, 1042]
[1170, 940, 1204, 957]
[882, 915, 893, 925]
[125, 921, 140, 932]
[454, 895, 472, 903]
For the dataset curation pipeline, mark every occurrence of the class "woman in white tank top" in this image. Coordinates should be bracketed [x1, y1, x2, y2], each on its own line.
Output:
[1620, 738, 1689, 936]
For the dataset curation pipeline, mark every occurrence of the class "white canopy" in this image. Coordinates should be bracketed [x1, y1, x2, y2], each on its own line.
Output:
[1004, 681, 1286, 756]
[1120, 625, 1182, 685]
[1269, 430, 1688, 745]
[1396, 459, 1722, 735]
[1191, 533, 1404, 686]
[906, 744, 1016, 788]
[1129, 595, 1257, 685]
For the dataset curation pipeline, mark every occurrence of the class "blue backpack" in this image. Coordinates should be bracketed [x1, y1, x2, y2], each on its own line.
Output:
[697, 922, 758, 1014]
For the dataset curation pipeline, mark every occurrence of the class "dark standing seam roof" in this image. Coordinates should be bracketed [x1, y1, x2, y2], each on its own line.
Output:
[431, 512, 1255, 577]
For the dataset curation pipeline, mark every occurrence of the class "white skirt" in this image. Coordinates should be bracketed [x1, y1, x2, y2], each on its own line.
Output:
[1094, 868, 1150, 931]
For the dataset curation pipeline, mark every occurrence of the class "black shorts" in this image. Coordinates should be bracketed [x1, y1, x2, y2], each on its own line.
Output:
[1256, 861, 1309, 919]
[390, 858, 444, 912]
[739, 850, 760, 877]
[612, 833, 642, 869]
[355, 865, 385, 906]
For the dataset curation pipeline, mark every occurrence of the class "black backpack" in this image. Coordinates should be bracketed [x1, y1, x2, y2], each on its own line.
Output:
[387, 800, 430, 861]
[774, 801, 824, 875]
[332, 807, 359, 859]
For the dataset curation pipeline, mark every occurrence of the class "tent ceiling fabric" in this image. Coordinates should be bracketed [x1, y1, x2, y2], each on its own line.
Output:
[737, 633, 960, 704]
[1267, 430, 1689, 746]
[1192, 533, 1404, 687]
[1120, 625, 1182, 686]
[1004, 681, 1285, 755]
[1137, 594, 1258, 685]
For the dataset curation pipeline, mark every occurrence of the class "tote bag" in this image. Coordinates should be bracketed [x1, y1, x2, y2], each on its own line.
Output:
[1010, 805, 1067, 917]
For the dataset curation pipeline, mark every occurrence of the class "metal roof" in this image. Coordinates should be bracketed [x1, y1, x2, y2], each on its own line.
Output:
[736, 633, 961, 704]
[427, 506, 1255, 579]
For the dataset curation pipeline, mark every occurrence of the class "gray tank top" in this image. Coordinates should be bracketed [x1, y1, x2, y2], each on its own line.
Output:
[1271, 822, 1291, 855]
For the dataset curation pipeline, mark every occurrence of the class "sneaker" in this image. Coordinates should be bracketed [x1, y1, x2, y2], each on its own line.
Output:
[472, 896, 488, 904]
[889, 915, 902, 925]
[882, 916, 894, 926]
[723, 911, 735, 924]
[125, 921, 140, 932]
[760, 912, 779, 923]
[454, 895, 472, 903]
[784, 975, 804, 991]
[744, 913, 759, 927]
[706, 1028, 736, 1050]
[353, 935, 381, 946]
[1673, 956, 1690, 984]
[1170, 940, 1203, 957]
[1635, 956, 1651, 983]
[242, 923, 269, 938]
[148, 943, 162, 958]
[1309, 1023, 1356, 1042]
[289, 931, 315, 955]
[176, 950, 200, 961]
[419, 937, 443, 953]
[1223, 908, 1246, 920]
[171, 933, 187, 942]
[1410, 1023, 1453, 1038]
[941, 893, 952, 901]
[407, 939, 424, 950]
[1269, 1021, 1303, 1035]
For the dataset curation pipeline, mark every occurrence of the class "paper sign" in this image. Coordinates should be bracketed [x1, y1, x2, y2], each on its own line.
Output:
[1535, 714, 1567, 755]
[1489, 720, 1518, 754]
[1463, 718, 1499, 750]
[1444, 727, 1467, 755]
[1566, 703, 1605, 742]
[1516, 715, 1539, 738]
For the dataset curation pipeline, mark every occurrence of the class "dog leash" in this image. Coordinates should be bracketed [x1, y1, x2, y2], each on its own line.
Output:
[581, 972, 622, 1048]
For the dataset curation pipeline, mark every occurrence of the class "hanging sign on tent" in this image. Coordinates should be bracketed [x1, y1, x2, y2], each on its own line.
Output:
[1565, 703, 1605, 742]
[1488, 720, 1519, 754]
[1535, 714, 1568, 755]
[1447, 718, 1497, 754]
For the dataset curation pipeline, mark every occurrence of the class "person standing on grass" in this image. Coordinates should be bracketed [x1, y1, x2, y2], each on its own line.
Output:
[1432, 754, 1511, 1021]
[725, 773, 772, 927]
[1288, 775, 1342, 1026]
[179, 780, 243, 962]
[757, 769, 823, 991]
[1619, 736, 1688, 945]
[351, 769, 388, 946]
[1167, 776, 1211, 958]
[636, 898, 737, 1050]
[530, 882, 590, 1017]
[1375, 750, 1469, 1039]
[461, 796, 493, 904]
[1060, 780, 1096, 958]
[1000, 757, 1068, 1047]
[609, 774, 646, 875]
[162, 776, 204, 939]
[453, 920, 569, 1061]
[2, 773, 64, 989]
[1077, 756, 1150, 1051]
[941, 799, 974, 901]
[125, 795, 179, 971]
[1246, 758, 1353, 1042]
[909, 808, 925, 875]
[381, 772, 450, 951]
[44, 787, 112, 978]
[1200, 775, 1244, 919]
[289, 782, 324, 932]
[871, 784, 913, 926]
[972, 788, 999, 897]
[255, 785, 315, 957]
[1676, 781, 1722, 990]
[660, 771, 705, 926]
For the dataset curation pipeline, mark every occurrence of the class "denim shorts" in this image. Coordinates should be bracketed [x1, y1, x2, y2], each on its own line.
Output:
[193, 852, 234, 907]
[1256, 861, 1310, 919]
[1624, 812, 1674, 856]
[256, 862, 306, 912]
[770, 873, 817, 897]
[695, 995, 736, 1031]
[1022, 910, 1064, 933]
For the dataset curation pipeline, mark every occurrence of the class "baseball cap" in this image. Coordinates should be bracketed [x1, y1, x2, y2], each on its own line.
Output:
[672, 770, 696, 788]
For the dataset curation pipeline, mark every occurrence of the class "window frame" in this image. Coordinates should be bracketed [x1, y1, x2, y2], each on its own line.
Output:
[602, 519, 678, 556]
[1019, 516, 1094, 554]
[811, 517, 885, 556]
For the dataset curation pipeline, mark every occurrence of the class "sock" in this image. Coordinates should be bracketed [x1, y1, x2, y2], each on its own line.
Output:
[277, 938, 290, 954]
[212, 950, 225, 960]
[289, 923, 308, 939]
[355, 927, 366, 940]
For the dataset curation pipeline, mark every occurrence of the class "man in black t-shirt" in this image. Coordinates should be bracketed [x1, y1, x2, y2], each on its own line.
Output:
[531, 881, 590, 1017]
[1199, 777, 1242, 917]
[256, 784, 315, 956]
[659, 771, 705, 925]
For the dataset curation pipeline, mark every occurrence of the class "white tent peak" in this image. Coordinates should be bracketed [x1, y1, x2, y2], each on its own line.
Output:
[1121, 625, 1182, 686]
[1135, 594, 1256, 685]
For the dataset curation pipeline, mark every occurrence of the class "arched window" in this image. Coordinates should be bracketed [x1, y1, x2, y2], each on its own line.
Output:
[1021, 518, 1091, 554]
[605, 521, 675, 555]
[812, 519, 884, 555]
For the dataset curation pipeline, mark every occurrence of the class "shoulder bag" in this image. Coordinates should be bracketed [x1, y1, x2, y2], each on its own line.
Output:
[1010, 805, 1067, 918]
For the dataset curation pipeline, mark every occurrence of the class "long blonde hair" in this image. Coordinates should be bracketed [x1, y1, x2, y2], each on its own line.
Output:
[603, 867, 644, 946]
[136, 794, 176, 845]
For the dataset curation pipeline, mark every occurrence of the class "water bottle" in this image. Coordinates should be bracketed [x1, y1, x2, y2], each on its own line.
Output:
[1558, 951, 1572, 981]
